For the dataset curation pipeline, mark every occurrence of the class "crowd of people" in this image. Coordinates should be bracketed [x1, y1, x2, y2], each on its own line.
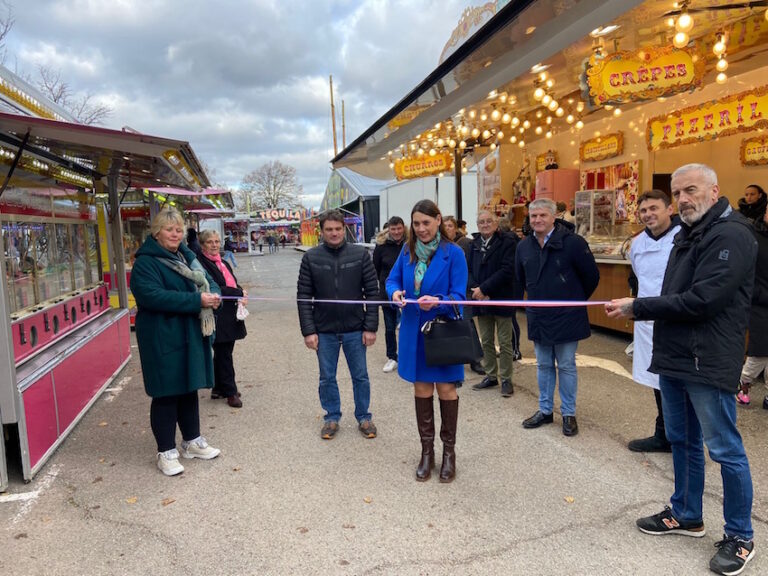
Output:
[130, 162, 763, 575]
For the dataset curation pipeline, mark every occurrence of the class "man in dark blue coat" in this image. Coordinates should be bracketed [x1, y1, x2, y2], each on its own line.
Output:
[515, 198, 599, 436]
[607, 164, 758, 576]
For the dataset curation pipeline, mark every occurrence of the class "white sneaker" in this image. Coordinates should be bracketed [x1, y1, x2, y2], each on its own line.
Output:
[157, 449, 184, 476]
[180, 436, 221, 460]
[383, 359, 397, 373]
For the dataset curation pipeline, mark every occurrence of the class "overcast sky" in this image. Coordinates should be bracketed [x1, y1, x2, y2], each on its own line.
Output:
[5, 0, 470, 207]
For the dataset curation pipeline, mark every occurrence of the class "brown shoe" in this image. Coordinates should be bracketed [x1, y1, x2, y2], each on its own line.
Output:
[321, 421, 339, 439]
[359, 420, 377, 439]
[227, 395, 243, 408]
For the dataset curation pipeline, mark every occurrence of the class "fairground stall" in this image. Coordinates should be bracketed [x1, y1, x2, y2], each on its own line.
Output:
[0, 113, 210, 491]
[332, 0, 768, 334]
[319, 168, 390, 243]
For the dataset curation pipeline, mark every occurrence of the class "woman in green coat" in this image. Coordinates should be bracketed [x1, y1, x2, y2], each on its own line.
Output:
[130, 209, 223, 476]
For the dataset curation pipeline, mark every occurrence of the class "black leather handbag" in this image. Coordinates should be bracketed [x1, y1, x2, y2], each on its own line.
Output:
[421, 298, 483, 366]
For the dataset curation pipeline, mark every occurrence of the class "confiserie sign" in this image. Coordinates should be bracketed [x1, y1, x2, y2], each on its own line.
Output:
[580, 132, 624, 162]
[647, 85, 768, 151]
[394, 153, 452, 180]
[585, 46, 703, 106]
[741, 135, 768, 166]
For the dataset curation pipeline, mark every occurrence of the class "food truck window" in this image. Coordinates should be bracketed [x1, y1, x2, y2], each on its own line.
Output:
[2, 220, 19, 313]
[36, 222, 60, 303]
[85, 224, 100, 284]
[124, 220, 148, 267]
[72, 224, 88, 289]
[2, 221, 39, 312]
[54, 224, 75, 295]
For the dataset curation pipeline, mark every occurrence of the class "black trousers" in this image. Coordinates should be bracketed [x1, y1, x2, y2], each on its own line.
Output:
[382, 306, 399, 361]
[213, 341, 238, 397]
[654, 388, 667, 439]
[150, 392, 200, 452]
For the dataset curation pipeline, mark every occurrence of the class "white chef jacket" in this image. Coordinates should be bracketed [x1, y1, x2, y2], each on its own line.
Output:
[629, 222, 681, 389]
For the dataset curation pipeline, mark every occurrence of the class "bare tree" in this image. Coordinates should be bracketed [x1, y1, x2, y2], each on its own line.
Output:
[0, 1, 14, 65]
[36, 64, 112, 125]
[238, 160, 302, 212]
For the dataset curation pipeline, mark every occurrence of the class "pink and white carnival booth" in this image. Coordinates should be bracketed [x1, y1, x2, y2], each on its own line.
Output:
[0, 113, 210, 490]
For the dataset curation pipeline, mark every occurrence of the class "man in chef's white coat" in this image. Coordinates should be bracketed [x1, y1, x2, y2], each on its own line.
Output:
[627, 189, 681, 453]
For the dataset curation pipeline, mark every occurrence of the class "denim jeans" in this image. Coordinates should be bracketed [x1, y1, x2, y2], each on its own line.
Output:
[317, 332, 372, 423]
[223, 251, 237, 268]
[533, 340, 579, 416]
[659, 375, 753, 539]
[382, 306, 399, 361]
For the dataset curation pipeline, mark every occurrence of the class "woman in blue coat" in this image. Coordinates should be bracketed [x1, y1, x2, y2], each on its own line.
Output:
[386, 200, 468, 483]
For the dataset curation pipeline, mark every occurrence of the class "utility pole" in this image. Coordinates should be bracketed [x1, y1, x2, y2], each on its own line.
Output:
[329, 75, 338, 157]
[342, 99, 346, 149]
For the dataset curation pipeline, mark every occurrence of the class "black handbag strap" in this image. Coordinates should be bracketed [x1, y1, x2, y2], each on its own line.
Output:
[444, 295, 462, 320]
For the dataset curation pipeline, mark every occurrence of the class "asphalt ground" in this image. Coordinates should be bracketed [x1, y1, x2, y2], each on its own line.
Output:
[1, 248, 767, 575]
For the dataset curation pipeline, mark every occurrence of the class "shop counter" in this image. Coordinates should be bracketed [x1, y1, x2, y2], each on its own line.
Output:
[588, 258, 633, 335]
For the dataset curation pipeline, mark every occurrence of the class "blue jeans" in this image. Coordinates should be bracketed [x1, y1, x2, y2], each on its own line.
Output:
[659, 375, 753, 539]
[382, 306, 399, 361]
[317, 332, 372, 423]
[223, 251, 237, 268]
[533, 341, 579, 416]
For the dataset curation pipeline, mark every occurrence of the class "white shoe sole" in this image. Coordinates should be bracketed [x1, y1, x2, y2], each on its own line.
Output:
[638, 526, 706, 538]
[157, 462, 184, 476]
[715, 548, 755, 576]
[181, 448, 221, 460]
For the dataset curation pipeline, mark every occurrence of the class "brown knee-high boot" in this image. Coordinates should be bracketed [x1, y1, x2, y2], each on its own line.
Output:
[439, 398, 459, 483]
[414, 396, 435, 481]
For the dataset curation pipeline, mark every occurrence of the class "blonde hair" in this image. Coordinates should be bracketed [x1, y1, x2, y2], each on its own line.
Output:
[150, 208, 184, 237]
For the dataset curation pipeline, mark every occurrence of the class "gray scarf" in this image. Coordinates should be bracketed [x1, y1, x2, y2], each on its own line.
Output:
[155, 255, 216, 337]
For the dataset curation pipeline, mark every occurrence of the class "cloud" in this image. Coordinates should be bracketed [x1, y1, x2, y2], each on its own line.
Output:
[6, 0, 467, 207]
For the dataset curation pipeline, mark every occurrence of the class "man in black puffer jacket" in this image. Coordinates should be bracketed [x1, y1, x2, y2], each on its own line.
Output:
[607, 164, 758, 576]
[297, 210, 380, 441]
[372, 216, 406, 374]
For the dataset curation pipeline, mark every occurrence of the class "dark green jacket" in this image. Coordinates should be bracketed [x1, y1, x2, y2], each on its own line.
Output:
[130, 236, 220, 397]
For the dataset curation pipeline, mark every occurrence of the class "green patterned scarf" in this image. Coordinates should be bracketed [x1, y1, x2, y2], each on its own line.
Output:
[414, 232, 440, 296]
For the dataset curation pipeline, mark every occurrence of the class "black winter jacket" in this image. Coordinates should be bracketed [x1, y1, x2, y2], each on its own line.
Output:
[747, 219, 768, 356]
[515, 222, 599, 344]
[372, 238, 404, 300]
[468, 230, 519, 317]
[633, 198, 758, 390]
[297, 241, 379, 336]
[197, 254, 247, 344]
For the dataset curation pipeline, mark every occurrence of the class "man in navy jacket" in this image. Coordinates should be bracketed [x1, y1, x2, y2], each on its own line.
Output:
[515, 198, 599, 436]
[607, 164, 758, 576]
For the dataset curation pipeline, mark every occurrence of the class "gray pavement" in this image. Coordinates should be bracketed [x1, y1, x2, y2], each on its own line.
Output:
[1, 248, 767, 575]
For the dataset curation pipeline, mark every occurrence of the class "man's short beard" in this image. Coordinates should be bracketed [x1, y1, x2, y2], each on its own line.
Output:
[679, 204, 707, 226]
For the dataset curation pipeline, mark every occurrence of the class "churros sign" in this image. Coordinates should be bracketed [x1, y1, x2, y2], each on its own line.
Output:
[647, 85, 768, 150]
[394, 153, 452, 180]
[580, 132, 624, 162]
[585, 46, 703, 106]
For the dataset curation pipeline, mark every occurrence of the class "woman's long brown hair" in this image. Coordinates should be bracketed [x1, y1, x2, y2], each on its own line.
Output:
[407, 199, 449, 263]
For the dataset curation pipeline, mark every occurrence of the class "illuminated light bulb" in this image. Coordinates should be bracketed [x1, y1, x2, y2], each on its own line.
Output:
[437, 138, 445, 147]
[448, 139, 456, 148]
[510, 135, 517, 144]
[482, 129, 491, 140]
[462, 166, 468, 173]
[502, 113, 511, 124]
[576, 120, 584, 129]
[518, 140, 525, 148]
[713, 37, 726, 57]
[535, 126, 543, 135]
[545, 131, 553, 139]
[546, 116, 553, 125]
[716, 71, 728, 84]
[542, 94, 552, 106]
[490, 109, 501, 121]
[519, 127, 525, 134]
[566, 114, 575, 124]
[716, 58, 728, 72]
[523, 120, 531, 129]
[490, 143, 497, 151]
[536, 110, 543, 118]
[434, 122, 442, 129]
[766, 8, 768, 21]
[666, 17, 675, 27]
[459, 140, 467, 149]
[511, 116, 520, 126]
[480, 112, 488, 122]
[556, 107, 565, 117]
[548, 100, 559, 111]
[417, 148, 425, 156]
[673, 31, 689, 49]
[468, 110, 476, 119]
[389, 162, 395, 169]
[429, 148, 437, 156]
[576, 101, 585, 112]
[676, 12, 693, 34]
[546, 79, 554, 89]
[410, 143, 417, 150]
[496, 130, 504, 139]
[471, 127, 480, 138]
[613, 107, 622, 117]
[461, 125, 469, 136]
[534, 87, 545, 100]
[499, 93, 508, 103]
[539, 71, 548, 82]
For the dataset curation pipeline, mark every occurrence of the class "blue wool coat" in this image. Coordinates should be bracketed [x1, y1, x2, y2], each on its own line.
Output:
[515, 223, 599, 345]
[386, 241, 468, 383]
